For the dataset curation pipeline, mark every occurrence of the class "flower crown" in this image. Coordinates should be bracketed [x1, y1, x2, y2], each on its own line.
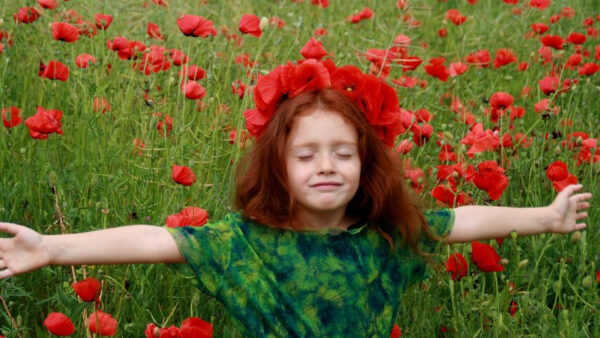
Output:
[242, 58, 405, 147]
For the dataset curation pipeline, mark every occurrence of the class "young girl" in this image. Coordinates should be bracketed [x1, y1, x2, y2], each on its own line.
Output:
[0, 60, 593, 336]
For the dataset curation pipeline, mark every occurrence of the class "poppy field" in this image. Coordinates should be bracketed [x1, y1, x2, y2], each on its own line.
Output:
[1, 0, 600, 336]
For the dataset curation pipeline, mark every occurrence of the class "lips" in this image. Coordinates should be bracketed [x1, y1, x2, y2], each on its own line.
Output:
[311, 182, 342, 189]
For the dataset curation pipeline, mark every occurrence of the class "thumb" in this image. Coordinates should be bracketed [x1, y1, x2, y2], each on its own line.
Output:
[0, 222, 22, 236]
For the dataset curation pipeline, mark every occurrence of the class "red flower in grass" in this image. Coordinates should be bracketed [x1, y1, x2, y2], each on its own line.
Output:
[509, 300, 518, 317]
[72, 277, 101, 302]
[181, 81, 206, 100]
[552, 174, 578, 192]
[180, 317, 213, 338]
[531, 23, 548, 34]
[52, 22, 80, 43]
[172, 164, 196, 186]
[176, 15, 217, 38]
[239, 14, 262, 37]
[156, 113, 173, 136]
[445, 9, 466, 26]
[538, 76, 559, 96]
[179, 65, 206, 81]
[300, 37, 328, 60]
[466, 49, 490, 68]
[493, 49, 517, 68]
[169, 49, 188, 66]
[449, 62, 468, 77]
[390, 323, 402, 338]
[546, 161, 569, 182]
[446, 253, 469, 281]
[145, 324, 180, 338]
[147, 22, 164, 40]
[93, 97, 111, 114]
[540, 35, 564, 50]
[348, 7, 373, 23]
[529, 0, 550, 10]
[578, 63, 600, 76]
[94, 14, 113, 30]
[471, 241, 504, 272]
[14, 7, 40, 24]
[1, 107, 22, 128]
[24, 106, 64, 140]
[39, 60, 69, 81]
[166, 207, 209, 228]
[490, 92, 514, 110]
[424, 57, 449, 82]
[37, 0, 58, 10]
[87, 310, 117, 336]
[471, 161, 508, 201]
[596, 271, 600, 286]
[44, 312, 75, 336]
[566, 32, 586, 45]
[432, 184, 471, 207]
[75, 53, 96, 68]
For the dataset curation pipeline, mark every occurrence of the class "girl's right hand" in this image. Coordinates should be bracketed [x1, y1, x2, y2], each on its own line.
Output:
[0, 222, 51, 279]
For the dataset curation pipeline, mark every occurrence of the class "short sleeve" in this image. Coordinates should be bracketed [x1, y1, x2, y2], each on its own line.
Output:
[420, 208, 455, 254]
[165, 217, 233, 298]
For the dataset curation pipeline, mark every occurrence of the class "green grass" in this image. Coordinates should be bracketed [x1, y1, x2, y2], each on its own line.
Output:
[1, 0, 599, 336]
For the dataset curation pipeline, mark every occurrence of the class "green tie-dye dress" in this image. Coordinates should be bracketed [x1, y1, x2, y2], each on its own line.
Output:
[166, 208, 454, 337]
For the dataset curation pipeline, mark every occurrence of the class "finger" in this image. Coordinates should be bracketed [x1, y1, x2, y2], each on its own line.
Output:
[0, 269, 13, 279]
[0, 223, 20, 236]
[576, 202, 590, 210]
[576, 212, 588, 220]
[0, 259, 4, 269]
[575, 222, 587, 230]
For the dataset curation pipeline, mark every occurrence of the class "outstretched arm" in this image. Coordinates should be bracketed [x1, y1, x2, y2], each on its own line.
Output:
[0, 223, 184, 279]
[445, 184, 592, 244]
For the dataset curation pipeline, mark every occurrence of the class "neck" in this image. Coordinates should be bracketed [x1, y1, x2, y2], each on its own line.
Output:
[294, 209, 353, 231]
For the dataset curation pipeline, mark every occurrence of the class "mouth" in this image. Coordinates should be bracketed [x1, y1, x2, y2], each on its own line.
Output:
[311, 182, 342, 190]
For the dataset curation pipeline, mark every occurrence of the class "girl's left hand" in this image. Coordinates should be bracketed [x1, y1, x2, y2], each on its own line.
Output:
[547, 184, 593, 234]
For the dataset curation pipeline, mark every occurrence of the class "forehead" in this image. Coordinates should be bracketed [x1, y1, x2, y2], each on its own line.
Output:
[286, 109, 358, 147]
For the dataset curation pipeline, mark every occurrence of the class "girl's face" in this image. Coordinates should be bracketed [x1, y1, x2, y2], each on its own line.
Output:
[285, 109, 361, 224]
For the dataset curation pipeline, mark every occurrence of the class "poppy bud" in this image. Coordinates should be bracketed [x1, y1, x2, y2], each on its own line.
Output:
[0, 18, 4, 28]
[576, 136, 583, 146]
[554, 146, 561, 154]
[510, 230, 518, 240]
[501, 258, 509, 265]
[582, 275, 594, 289]
[570, 230, 581, 243]
[259, 17, 268, 30]
[518, 259, 529, 268]
[48, 171, 58, 187]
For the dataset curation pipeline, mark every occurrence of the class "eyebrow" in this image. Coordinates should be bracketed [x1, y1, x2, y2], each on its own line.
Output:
[290, 141, 357, 148]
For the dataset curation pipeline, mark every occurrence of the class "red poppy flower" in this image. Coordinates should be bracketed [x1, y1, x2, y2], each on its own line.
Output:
[445, 9, 466, 26]
[493, 49, 517, 68]
[529, 0, 550, 10]
[399, 56, 422, 73]
[179, 65, 206, 81]
[37, 0, 58, 9]
[446, 252, 468, 281]
[179, 317, 213, 338]
[287, 59, 331, 97]
[466, 49, 491, 68]
[578, 63, 600, 76]
[540, 35, 564, 50]
[172, 164, 196, 186]
[156, 113, 173, 136]
[546, 161, 569, 182]
[169, 49, 188, 66]
[24, 106, 64, 140]
[147, 22, 164, 40]
[424, 57, 449, 82]
[44, 312, 75, 336]
[75, 53, 96, 68]
[14, 7, 40, 24]
[509, 300, 518, 317]
[552, 174, 578, 192]
[87, 310, 117, 336]
[538, 76, 560, 96]
[176, 15, 217, 38]
[52, 22, 80, 43]
[145, 324, 180, 338]
[531, 22, 548, 34]
[566, 32, 586, 45]
[181, 81, 206, 100]
[93, 97, 111, 114]
[490, 92, 514, 110]
[471, 241, 504, 272]
[39, 60, 69, 81]
[94, 14, 113, 30]
[231, 79, 246, 99]
[239, 14, 262, 37]
[1, 107, 22, 128]
[448, 62, 468, 77]
[152, 0, 168, 7]
[432, 184, 471, 207]
[596, 271, 600, 286]
[72, 277, 101, 302]
[166, 207, 209, 228]
[314, 28, 328, 36]
[300, 37, 328, 60]
[471, 160, 508, 201]
[390, 323, 402, 338]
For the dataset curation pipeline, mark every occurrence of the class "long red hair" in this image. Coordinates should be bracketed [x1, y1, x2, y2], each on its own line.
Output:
[235, 88, 429, 251]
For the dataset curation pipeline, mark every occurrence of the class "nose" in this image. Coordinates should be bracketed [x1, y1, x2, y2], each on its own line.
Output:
[317, 153, 335, 175]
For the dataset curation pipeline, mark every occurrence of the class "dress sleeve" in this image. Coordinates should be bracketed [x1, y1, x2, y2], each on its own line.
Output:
[419, 208, 455, 254]
[164, 217, 233, 298]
